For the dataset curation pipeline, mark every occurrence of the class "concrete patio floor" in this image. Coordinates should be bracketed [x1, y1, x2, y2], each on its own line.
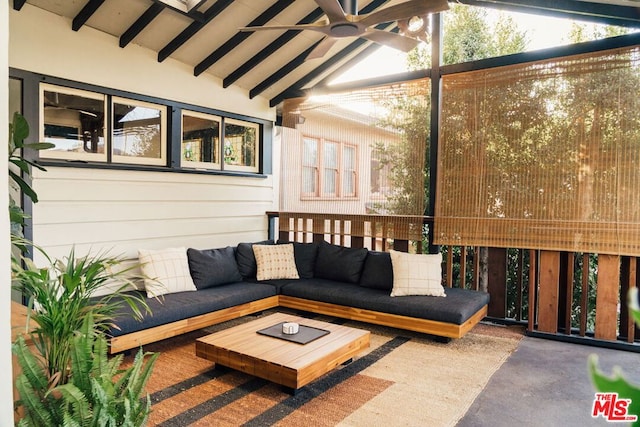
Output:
[457, 334, 640, 426]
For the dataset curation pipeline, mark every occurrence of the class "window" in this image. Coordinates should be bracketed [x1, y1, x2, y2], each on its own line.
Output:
[181, 111, 221, 169]
[112, 97, 167, 166]
[34, 81, 265, 175]
[302, 137, 318, 195]
[224, 118, 259, 173]
[323, 142, 338, 196]
[301, 136, 358, 199]
[40, 84, 107, 162]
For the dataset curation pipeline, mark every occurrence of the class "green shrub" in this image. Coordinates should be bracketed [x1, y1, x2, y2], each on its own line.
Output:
[14, 313, 158, 426]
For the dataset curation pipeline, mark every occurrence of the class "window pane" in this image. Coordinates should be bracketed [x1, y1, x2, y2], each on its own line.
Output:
[302, 167, 316, 194]
[182, 111, 221, 169]
[324, 142, 337, 168]
[41, 84, 106, 161]
[323, 142, 338, 196]
[324, 169, 336, 195]
[113, 98, 165, 165]
[303, 138, 318, 166]
[224, 119, 259, 172]
[343, 145, 356, 196]
[302, 138, 318, 195]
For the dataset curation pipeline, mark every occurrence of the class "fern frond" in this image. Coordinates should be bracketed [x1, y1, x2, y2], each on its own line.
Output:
[12, 336, 49, 391]
[129, 351, 159, 401]
[14, 374, 54, 426]
[69, 333, 94, 393]
[61, 411, 84, 427]
[49, 383, 91, 425]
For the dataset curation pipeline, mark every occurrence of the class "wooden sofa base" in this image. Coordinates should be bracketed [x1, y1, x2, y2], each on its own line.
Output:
[278, 296, 488, 339]
[109, 296, 279, 354]
[109, 294, 488, 353]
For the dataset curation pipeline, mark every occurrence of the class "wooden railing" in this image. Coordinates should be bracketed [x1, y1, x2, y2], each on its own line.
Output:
[267, 211, 427, 253]
[267, 212, 640, 351]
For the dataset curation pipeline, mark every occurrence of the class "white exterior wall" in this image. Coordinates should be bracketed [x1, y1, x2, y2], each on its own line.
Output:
[31, 168, 275, 261]
[2, 2, 15, 424]
[9, 4, 278, 265]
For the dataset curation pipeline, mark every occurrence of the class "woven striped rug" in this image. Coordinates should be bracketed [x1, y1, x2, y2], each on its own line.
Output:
[120, 310, 521, 427]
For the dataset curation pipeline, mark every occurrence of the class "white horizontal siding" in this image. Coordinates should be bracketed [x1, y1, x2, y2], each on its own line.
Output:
[31, 167, 276, 262]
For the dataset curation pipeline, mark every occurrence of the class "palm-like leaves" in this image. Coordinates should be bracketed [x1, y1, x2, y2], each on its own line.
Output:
[13, 247, 151, 384]
[14, 313, 158, 427]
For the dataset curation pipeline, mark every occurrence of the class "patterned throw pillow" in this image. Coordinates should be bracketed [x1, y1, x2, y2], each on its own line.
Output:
[139, 247, 197, 298]
[389, 250, 446, 297]
[252, 244, 300, 281]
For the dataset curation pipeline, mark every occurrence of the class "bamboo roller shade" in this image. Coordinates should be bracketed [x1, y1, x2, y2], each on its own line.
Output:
[435, 45, 640, 256]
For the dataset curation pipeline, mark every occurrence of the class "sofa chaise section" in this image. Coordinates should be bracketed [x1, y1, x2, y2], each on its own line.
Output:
[277, 279, 489, 339]
[107, 282, 278, 353]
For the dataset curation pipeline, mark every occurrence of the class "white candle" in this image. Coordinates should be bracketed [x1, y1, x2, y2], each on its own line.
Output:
[282, 322, 299, 334]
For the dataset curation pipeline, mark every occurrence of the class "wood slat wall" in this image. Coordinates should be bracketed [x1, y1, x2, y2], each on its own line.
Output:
[594, 254, 620, 340]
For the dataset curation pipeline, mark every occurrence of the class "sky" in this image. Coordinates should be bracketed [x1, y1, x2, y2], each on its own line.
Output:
[330, 11, 591, 85]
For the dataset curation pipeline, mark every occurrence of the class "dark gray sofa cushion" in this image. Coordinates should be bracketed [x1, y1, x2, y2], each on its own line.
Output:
[359, 251, 393, 290]
[106, 282, 277, 336]
[280, 280, 489, 325]
[236, 240, 274, 279]
[314, 241, 368, 284]
[187, 247, 242, 289]
[281, 241, 318, 279]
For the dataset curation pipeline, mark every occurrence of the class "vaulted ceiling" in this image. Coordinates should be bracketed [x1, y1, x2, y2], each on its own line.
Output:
[11, 0, 640, 108]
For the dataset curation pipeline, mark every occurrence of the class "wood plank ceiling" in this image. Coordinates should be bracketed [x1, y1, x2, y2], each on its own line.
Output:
[12, 0, 640, 108]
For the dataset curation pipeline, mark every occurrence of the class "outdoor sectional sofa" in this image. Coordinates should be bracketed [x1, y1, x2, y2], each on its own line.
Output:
[106, 241, 490, 354]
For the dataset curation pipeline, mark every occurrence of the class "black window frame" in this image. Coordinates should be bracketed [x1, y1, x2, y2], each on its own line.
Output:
[9, 68, 273, 178]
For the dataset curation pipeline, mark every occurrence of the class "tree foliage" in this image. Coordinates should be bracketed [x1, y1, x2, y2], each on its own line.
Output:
[372, 4, 527, 226]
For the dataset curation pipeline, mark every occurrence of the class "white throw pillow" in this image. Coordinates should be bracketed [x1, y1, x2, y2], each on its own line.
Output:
[139, 247, 197, 298]
[253, 244, 300, 281]
[389, 250, 446, 297]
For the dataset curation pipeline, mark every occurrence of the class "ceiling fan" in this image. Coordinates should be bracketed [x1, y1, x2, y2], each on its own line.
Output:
[239, 0, 450, 60]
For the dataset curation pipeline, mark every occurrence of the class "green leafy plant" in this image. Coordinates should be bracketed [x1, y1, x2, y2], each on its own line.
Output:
[12, 247, 151, 385]
[589, 287, 640, 425]
[9, 111, 54, 251]
[13, 312, 158, 427]
[9, 111, 54, 204]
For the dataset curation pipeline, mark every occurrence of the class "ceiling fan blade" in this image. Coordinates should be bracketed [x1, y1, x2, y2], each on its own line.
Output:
[239, 22, 331, 35]
[305, 37, 338, 60]
[360, 28, 421, 52]
[358, 0, 449, 28]
[314, 0, 347, 23]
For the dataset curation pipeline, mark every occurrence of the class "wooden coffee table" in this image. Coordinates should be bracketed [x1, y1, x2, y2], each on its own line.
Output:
[195, 312, 370, 392]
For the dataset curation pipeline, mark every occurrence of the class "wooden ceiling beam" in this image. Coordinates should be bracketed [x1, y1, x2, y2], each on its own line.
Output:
[194, 0, 297, 77]
[72, 0, 105, 31]
[13, 0, 26, 10]
[268, 39, 369, 106]
[268, 23, 393, 107]
[222, 7, 326, 88]
[120, 3, 166, 48]
[248, 0, 389, 99]
[158, 0, 234, 63]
